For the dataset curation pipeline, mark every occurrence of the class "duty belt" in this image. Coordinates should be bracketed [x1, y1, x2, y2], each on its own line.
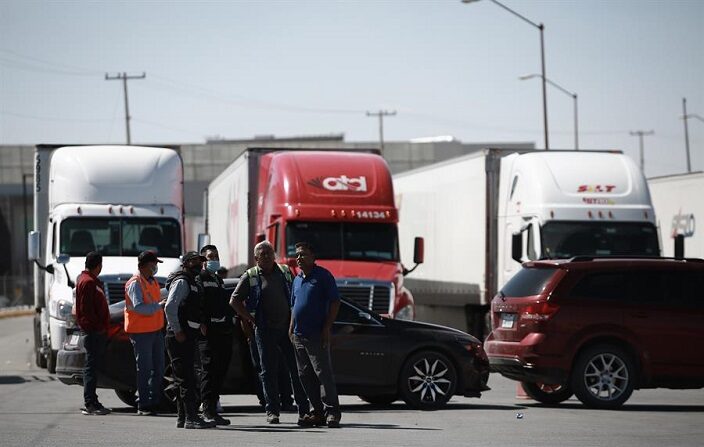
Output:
[210, 316, 227, 323]
[187, 320, 200, 329]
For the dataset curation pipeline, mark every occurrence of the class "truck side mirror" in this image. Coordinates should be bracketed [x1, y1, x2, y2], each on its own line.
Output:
[56, 254, 71, 265]
[197, 233, 211, 251]
[512, 233, 523, 263]
[28, 231, 41, 261]
[413, 237, 424, 264]
[674, 234, 685, 260]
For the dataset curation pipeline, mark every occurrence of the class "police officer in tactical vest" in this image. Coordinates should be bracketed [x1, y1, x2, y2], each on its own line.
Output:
[196, 244, 234, 426]
[164, 251, 215, 430]
[230, 240, 310, 425]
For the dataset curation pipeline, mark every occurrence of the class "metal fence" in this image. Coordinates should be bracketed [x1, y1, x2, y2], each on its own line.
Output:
[0, 275, 33, 307]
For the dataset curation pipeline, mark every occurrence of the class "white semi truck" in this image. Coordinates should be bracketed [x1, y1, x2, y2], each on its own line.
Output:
[393, 149, 660, 337]
[648, 171, 704, 259]
[28, 145, 185, 372]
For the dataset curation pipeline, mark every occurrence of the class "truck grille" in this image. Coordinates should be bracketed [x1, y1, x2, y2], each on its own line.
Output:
[104, 282, 127, 304]
[338, 284, 391, 314]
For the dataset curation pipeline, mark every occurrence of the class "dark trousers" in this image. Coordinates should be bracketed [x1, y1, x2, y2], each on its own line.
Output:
[248, 337, 295, 407]
[83, 331, 106, 406]
[292, 334, 340, 418]
[255, 327, 310, 417]
[128, 331, 165, 410]
[197, 330, 233, 413]
[166, 331, 198, 421]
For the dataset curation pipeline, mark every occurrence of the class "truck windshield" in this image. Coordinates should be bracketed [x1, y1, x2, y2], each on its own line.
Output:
[59, 217, 181, 257]
[285, 221, 399, 262]
[541, 221, 659, 258]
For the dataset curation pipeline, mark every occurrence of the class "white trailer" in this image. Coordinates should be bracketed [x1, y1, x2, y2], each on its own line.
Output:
[648, 171, 704, 259]
[28, 145, 185, 372]
[394, 149, 659, 337]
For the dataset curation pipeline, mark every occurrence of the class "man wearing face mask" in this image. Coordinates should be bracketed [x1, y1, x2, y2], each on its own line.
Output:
[195, 244, 234, 426]
[124, 250, 167, 416]
[164, 251, 215, 429]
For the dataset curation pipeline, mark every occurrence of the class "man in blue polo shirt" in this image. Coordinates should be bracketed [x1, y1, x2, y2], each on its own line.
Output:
[289, 241, 341, 428]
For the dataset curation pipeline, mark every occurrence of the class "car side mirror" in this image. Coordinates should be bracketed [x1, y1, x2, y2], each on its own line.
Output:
[512, 233, 523, 263]
[413, 237, 424, 264]
[28, 231, 41, 261]
[358, 311, 373, 321]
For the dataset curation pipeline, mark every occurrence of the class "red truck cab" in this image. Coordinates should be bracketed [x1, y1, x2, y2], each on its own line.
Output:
[253, 150, 420, 319]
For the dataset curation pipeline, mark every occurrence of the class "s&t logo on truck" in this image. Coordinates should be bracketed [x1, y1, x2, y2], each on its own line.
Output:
[308, 175, 368, 192]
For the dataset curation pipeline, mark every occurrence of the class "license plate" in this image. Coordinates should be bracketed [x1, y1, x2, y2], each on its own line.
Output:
[501, 313, 516, 329]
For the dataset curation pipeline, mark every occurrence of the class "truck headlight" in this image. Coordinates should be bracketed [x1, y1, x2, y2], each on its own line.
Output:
[394, 304, 414, 321]
[50, 299, 73, 321]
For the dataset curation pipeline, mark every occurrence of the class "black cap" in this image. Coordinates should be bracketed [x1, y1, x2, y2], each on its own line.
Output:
[138, 250, 163, 266]
[181, 251, 206, 264]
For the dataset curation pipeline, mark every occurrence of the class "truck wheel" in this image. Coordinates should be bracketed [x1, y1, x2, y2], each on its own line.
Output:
[571, 344, 635, 409]
[358, 394, 398, 406]
[399, 350, 456, 410]
[36, 349, 47, 369]
[47, 349, 58, 374]
[521, 382, 573, 405]
[115, 389, 137, 407]
[33, 315, 46, 368]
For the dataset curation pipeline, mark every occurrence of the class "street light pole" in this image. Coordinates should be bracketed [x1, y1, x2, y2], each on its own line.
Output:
[520, 74, 578, 150]
[463, 0, 549, 149]
[629, 130, 655, 173]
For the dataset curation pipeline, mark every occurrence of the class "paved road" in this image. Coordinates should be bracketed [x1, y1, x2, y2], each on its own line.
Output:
[1, 316, 703, 446]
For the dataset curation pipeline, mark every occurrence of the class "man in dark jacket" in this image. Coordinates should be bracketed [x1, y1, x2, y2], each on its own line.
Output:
[75, 251, 111, 416]
[164, 251, 215, 430]
[196, 244, 234, 425]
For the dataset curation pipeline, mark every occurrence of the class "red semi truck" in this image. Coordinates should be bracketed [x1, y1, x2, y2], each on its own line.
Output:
[203, 148, 423, 319]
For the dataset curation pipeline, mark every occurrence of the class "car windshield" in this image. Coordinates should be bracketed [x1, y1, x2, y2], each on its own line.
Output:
[285, 221, 399, 261]
[59, 217, 181, 257]
[541, 221, 659, 259]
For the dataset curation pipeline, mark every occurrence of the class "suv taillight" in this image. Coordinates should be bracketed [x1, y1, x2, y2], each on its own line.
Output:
[521, 301, 559, 321]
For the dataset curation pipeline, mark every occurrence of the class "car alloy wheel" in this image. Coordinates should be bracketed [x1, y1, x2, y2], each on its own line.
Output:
[571, 344, 635, 409]
[400, 351, 456, 410]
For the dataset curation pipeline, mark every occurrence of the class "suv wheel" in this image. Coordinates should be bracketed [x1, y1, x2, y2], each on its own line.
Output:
[399, 350, 456, 410]
[521, 382, 573, 405]
[571, 344, 635, 409]
[115, 389, 137, 407]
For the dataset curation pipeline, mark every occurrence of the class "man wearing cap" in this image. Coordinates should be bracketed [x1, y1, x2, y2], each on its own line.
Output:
[75, 251, 111, 416]
[124, 250, 167, 416]
[164, 251, 215, 429]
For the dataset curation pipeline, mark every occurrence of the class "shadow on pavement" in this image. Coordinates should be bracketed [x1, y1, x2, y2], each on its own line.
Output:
[0, 375, 26, 384]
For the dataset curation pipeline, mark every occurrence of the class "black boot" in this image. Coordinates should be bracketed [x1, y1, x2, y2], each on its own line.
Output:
[203, 399, 230, 426]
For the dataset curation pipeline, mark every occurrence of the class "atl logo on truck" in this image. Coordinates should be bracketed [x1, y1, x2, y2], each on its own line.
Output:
[308, 175, 368, 192]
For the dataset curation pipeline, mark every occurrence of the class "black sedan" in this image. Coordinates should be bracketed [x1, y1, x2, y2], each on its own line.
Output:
[57, 281, 490, 410]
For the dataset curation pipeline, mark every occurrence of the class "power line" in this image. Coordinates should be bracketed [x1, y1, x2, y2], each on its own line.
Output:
[0, 110, 112, 122]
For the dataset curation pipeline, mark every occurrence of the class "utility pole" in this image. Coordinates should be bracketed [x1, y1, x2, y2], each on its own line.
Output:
[366, 110, 396, 155]
[105, 72, 146, 144]
[629, 130, 655, 173]
[682, 97, 691, 173]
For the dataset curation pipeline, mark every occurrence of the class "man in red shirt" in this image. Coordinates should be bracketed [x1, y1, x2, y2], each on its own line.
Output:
[75, 251, 111, 416]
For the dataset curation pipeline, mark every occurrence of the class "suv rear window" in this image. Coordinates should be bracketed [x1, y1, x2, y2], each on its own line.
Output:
[570, 272, 628, 301]
[501, 268, 557, 297]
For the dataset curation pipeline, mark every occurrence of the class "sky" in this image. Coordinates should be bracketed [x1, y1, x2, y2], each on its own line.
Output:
[0, 0, 702, 179]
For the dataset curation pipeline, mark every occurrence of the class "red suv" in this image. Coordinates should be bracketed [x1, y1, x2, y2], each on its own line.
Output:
[484, 257, 704, 409]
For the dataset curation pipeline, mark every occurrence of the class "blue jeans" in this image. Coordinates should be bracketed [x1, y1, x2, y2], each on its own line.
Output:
[129, 331, 165, 410]
[255, 326, 309, 417]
